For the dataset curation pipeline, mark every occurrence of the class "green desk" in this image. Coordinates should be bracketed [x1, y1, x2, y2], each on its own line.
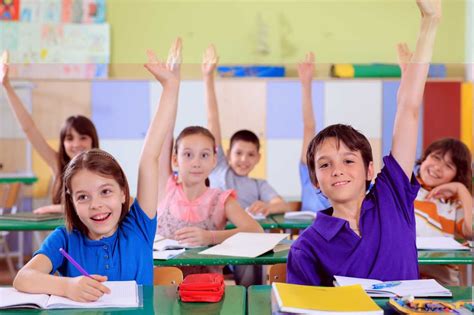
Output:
[418, 250, 474, 265]
[154, 247, 289, 267]
[0, 173, 38, 184]
[0, 285, 245, 314]
[270, 214, 313, 230]
[248, 285, 472, 315]
[226, 217, 279, 230]
[0, 219, 64, 231]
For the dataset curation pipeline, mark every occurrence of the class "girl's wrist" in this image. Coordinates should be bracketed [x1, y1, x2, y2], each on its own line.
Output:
[209, 230, 216, 245]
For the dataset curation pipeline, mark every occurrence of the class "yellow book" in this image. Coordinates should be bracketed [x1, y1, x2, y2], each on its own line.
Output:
[272, 282, 383, 314]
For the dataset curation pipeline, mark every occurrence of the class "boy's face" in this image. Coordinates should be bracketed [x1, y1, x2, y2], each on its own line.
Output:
[419, 151, 456, 188]
[313, 137, 373, 205]
[70, 169, 125, 240]
[227, 140, 261, 177]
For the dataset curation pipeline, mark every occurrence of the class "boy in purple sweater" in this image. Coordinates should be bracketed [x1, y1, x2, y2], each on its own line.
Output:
[287, 0, 441, 286]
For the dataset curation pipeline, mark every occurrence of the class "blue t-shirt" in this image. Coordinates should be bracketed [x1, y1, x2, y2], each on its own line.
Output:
[288, 155, 420, 286]
[35, 199, 157, 285]
[300, 162, 331, 212]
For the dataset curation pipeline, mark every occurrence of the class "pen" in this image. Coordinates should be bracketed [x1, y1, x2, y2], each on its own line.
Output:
[372, 281, 401, 290]
[59, 248, 92, 278]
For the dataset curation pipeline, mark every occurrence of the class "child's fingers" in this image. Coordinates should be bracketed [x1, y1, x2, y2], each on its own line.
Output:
[306, 51, 315, 63]
[1, 50, 8, 64]
[89, 279, 111, 294]
[146, 49, 159, 64]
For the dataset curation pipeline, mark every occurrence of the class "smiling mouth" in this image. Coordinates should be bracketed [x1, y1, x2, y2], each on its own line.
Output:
[90, 213, 111, 222]
[427, 170, 440, 179]
[332, 181, 350, 187]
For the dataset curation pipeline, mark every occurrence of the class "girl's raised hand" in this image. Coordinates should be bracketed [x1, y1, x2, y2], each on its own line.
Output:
[297, 52, 315, 85]
[397, 43, 413, 75]
[202, 44, 219, 76]
[416, 0, 442, 20]
[145, 37, 182, 84]
[1, 50, 10, 85]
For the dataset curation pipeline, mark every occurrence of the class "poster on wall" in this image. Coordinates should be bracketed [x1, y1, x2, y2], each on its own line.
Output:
[20, 0, 106, 23]
[0, 0, 19, 20]
[0, 21, 109, 78]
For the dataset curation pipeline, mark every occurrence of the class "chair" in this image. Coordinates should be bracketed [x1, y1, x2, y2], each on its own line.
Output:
[0, 183, 22, 277]
[268, 263, 287, 284]
[153, 267, 184, 285]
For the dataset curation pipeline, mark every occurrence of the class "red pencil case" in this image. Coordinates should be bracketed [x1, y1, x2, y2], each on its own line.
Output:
[178, 273, 225, 302]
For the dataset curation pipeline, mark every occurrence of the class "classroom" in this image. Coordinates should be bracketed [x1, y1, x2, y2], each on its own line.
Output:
[0, 0, 473, 313]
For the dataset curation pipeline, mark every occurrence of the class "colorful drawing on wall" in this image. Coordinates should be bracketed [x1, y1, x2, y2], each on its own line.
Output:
[62, 0, 105, 23]
[0, 21, 109, 78]
[39, 0, 62, 23]
[0, 0, 19, 20]
[20, 0, 41, 22]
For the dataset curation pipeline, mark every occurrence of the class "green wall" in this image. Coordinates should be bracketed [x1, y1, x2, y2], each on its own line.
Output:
[106, 0, 465, 77]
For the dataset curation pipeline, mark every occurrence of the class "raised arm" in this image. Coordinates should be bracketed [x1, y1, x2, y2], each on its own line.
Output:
[1, 51, 58, 173]
[138, 38, 182, 218]
[298, 52, 317, 164]
[392, 0, 441, 178]
[202, 45, 222, 146]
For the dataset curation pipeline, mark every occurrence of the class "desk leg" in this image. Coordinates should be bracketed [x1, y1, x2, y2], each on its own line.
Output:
[467, 264, 472, 286]
[17, 231, 24, 268]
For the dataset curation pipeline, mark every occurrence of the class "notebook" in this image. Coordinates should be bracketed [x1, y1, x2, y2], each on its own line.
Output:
[153, 248, 185, 260]
[272, 282, 383, 315]
[416, 236, 470, 250]
[0, 281, 139, 309]
[334, 276, 452, 297]
[153, 234, 201, 251]
[284, 211, 316, 220]
[0, 213, 63, 222]
[199, 232, 289, 258]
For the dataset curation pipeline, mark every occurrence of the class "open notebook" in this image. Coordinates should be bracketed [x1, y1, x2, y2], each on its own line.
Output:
[416, 236, 470, 250]
[199, 232, 289, 258]
[0, 212, 63, 221]
[0, 281, 138, 309]
[153, 234, 203, 260]
[334, 276, 452, 297]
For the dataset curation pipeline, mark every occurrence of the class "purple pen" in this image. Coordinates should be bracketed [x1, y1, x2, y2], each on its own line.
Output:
[59, 248, 92, 278]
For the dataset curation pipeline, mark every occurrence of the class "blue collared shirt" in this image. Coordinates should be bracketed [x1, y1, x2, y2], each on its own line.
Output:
[35, 199, 157, 285]
[288, 154, 420, 286]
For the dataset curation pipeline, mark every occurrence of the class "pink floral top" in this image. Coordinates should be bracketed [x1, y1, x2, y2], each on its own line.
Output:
[157, 175, 236, 237]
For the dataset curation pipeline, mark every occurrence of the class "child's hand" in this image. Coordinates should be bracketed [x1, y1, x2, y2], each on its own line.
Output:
[396, 43, 412, 75]
[33, 205, 63, 214]
[202, 44, 219, 77]
[416, 0, 442, 20]
[144, 37, 182, 85]
[175, 227, 211, 246]
[1, 50, 10, 86]
[426, 182, 469, 201]
[65, 275, 110, 303]
[297, 52, 315, 85]
[247, 201, 271, 216]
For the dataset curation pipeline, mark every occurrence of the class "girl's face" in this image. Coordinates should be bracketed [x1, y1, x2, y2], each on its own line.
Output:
[314, 137, 373, 205]
[70, 169, 125, 240]
[173, 134, 217, 186]
[419, 151, 457, 188]
[63, 128, 93, 159]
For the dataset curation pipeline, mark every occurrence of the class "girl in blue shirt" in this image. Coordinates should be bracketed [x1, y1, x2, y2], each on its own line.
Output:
[13, 38, 183, 302]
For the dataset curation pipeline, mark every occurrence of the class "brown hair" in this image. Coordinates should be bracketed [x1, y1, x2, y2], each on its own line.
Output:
[306, 124, 373, 190]
[52, 116, 99, 204]
[230, 129, 260, 151]
[416, 138, 472, 190]
[174, 126, 216, 187]
[62, 149, 130, 235]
